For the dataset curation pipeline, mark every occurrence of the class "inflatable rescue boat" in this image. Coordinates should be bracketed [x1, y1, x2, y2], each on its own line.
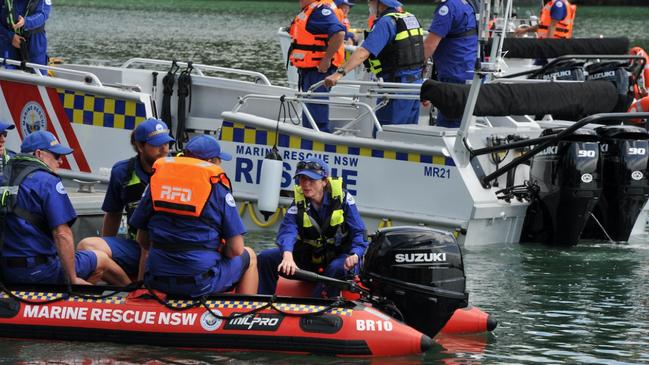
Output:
[0, 227, 473, 357]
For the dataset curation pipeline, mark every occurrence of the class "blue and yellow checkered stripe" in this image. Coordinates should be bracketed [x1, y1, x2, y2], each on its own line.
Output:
[221, 121, 454, 166]
[0, 291, 125, 304]
[168, 299, 352, 316]
[57, 89, 147, 130]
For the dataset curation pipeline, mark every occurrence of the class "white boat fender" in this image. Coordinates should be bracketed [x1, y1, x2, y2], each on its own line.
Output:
[258, 146, 283, 220]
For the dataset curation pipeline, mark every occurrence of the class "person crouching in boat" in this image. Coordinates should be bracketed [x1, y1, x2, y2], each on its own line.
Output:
[78, 118, 174, 281]
[0, 120, 17, 185]
[128, 135, 258, 297]
[257, 157, 368, 297]
[0, 131, 131, 286]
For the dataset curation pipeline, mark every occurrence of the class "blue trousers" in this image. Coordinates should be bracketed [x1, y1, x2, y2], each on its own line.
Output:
[376, 74, 422, 126]
[257, 247, 353, 298]
[299, 67, 336, 133]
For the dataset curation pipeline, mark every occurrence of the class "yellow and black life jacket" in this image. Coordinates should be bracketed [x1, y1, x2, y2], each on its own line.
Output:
[121, 156, 148, 239]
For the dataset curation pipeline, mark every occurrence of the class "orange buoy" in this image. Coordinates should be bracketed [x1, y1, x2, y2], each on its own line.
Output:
[627, 96, 649, 125]
[440, 305, 498, 335]
[630, 47, 649, 99]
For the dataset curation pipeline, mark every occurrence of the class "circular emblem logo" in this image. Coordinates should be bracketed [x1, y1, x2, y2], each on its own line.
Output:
[581, 173, 593, 183]
[155, 123, 164, 131]
[322, 9, 332, 16]
[439, 5, 449, 16]
[225, 193, 236, 207]
[56, 182, 67, 195]
[20, 102, 47, 136]
[556, 1, 564, 7]
[631, 171, 644, 181]
[200, 310, 223, 332]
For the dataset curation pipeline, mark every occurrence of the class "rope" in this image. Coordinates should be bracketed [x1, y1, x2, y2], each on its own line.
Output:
[246, 202, 283, 228]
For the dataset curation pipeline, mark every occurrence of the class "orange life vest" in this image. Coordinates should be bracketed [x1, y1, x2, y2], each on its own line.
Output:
[627, 96, 649, 125]
[289, 1, 345, 69]
[630, 47, 649, 99]
[150, 157, 232, 218]
[538, 0, 575, 39]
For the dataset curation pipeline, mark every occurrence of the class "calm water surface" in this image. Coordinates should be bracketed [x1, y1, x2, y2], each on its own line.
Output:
[2, 2, 649, 364]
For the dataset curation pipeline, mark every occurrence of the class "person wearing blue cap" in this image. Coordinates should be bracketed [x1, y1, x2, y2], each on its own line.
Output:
[325, 0, 425, 126]
[0, 130, 130, 286]
[423, 0, 479, 127]
[0, 120, 16, 184]
[78, 118, 174, 279]
[334, 0, 356, 44]
[129, 134, 257, 297]
[0, 0, 51, 66]
[257, 156, 368, 297]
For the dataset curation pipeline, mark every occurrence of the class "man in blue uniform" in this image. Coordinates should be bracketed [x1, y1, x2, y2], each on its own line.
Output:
[77, 118, 174, 279]
[423, 0, 478, 127]
[289, 0, 346, 133]
[0, 0, 51, 66]
[325, 0, 424, 126]
[257, 157, 368, 297]
[129, 134, 257, 297]
[0, 131, 130, 285]
[0, 120, 16, 184]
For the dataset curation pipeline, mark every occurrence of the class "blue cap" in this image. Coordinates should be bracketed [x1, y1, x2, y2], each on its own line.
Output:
[134, 118, 175, 146]
[184, 135, 232, 161]
[335, 0, 355, 6]
[378, 0, 402, 8]
[294, 157, 329, 180]
[21, 130, 73, 155]
[0, 121, 15, 133]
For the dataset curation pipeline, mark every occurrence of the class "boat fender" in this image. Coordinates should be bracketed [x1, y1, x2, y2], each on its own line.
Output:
[258, 146, 283, 221]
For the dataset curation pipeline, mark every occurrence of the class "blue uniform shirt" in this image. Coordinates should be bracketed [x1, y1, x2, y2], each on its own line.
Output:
[305, 4, 346, 37]
[102, 157, 150, 213]
[550, 0, 568, 21]
[276, 191, 368, 258]
[2, 170, 76, 257]
[129, 184, 247, 277]
[428, 0, 478, 82]
[0, 0, 51, 65]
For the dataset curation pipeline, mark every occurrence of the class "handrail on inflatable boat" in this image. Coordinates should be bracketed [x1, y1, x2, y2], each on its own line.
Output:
[233, 93, 383, 134]
[307, 79, 421, 92]
[469, 112, 649, 188]
[120, 58, 273, 86]
[501, 54, 646, 79]
[1, 57, 104, 86]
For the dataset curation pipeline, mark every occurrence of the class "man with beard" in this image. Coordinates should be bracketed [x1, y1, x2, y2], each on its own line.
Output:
[77, 118, 174, 279]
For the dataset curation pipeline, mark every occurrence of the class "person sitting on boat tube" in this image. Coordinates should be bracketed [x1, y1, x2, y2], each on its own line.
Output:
[0, 130, 131, 286]
[128, 135, 258, 297]
[0, 120, 16, 185]
[257, 157, 368, 297]
[77, 118, 174, 280]
[324, 0, 424, 126]
[514, 0, 575, 39]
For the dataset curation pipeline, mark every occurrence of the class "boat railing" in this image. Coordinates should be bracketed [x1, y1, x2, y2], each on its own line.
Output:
[233, 93, 382, 135]
[120, 58, 272, 86]
[1, 57, 104, 86]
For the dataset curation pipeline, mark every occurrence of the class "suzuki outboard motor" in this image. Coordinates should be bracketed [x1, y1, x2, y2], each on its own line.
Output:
[534, 60, 586, 81]
[361, 226, 468, 338]
[586, 61, 634, 113]
[521, 128, 602, 245]
[582, 125, 649, 241]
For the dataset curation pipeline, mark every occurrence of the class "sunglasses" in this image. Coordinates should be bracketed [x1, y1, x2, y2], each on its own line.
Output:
[43, 150, 62, 160]
[0, 131, 7, 137]
[296, 161, 324, 172]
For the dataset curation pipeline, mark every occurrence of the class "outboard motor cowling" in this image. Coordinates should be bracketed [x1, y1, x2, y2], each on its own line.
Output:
[586, 62, 634, 113]
[361, 226, 468, 338]
[522, 128, 603, 245]
[534, 60, 586, 81]
[582, 125, 649, 241]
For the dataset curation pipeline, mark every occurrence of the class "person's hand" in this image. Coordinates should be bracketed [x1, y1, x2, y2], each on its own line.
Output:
[71, 277, 92, 286]
[278, 252, 299, 276]
[344, 254, 359, 271]
[13, 16, 25, 30]
[318, 58, 332, 73]
[514, 25, 529, 37]
[11, 34, 24, 49]
[325, 72, 343, 88]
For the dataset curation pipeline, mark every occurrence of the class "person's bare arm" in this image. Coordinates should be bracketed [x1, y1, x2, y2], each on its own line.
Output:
[424, 32, 443, 61]
[318, 31, 345, 73]
[101, 211, 123, 236]
[222, 235, 245, 258]
[53, 224, 90, 285]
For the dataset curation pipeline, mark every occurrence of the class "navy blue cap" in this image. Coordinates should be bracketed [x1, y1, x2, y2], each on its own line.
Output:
[0, 121, 15, 133]
[184, 135, 232, 161]
[335, 0, 355, 6]
[377, 0, 402, 8]
[294, 157, 330, 180]
[134, 118, 175, 146]
[21, 130, 73, 155]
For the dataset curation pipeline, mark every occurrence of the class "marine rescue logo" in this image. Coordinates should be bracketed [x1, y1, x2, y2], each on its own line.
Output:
[20, 102, 47, 136]
[200, 310, 223, 332]
[223, 313, 284, 331]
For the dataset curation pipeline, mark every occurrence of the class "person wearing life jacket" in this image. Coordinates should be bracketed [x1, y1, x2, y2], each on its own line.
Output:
[0, 131, 130, 286]
[514, 0, 575, 39]
[289, 0, 346, 133]
[0, 121, 16, 185]
[0, 0, 51, 66]
[77, 119, 174, 279]
[325, 0, 425, 126]
[422, 0, 479, 128]
[257, 157, 368, 297]
[129, 135, 257, 297]
[334, 0, 356, 44]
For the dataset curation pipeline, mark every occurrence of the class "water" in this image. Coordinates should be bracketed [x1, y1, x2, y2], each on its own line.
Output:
[3, 1, 649, 363]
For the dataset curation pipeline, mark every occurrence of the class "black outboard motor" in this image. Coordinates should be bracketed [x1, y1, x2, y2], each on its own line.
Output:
[533, 60, 586, 81]
[361, 226, 468, 338]
[582, 125, 649, 241]
[586, 61, 634, 113]
[521, 129, 603, 245]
